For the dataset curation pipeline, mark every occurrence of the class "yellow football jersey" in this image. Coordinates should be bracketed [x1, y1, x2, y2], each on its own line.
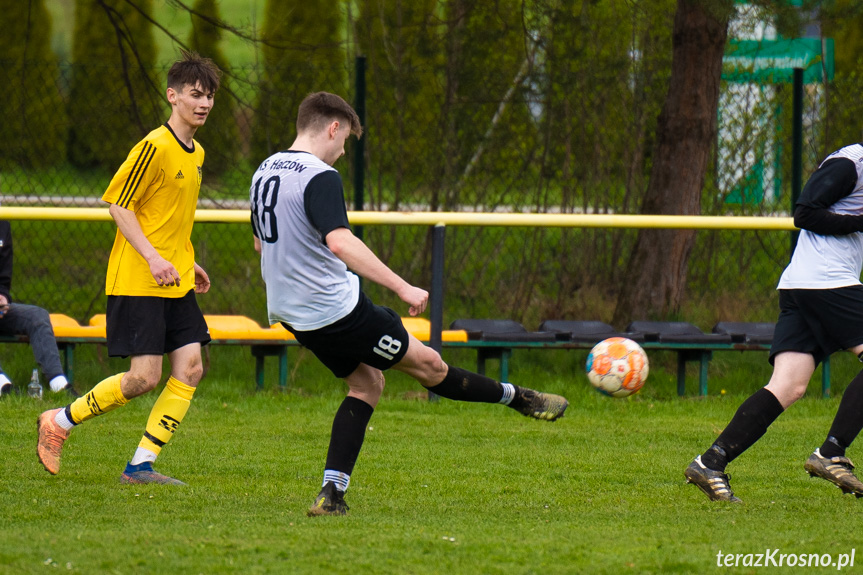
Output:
[102, 124, 205, 297]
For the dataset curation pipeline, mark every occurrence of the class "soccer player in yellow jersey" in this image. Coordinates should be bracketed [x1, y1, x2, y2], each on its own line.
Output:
[36, 50, 221, 485]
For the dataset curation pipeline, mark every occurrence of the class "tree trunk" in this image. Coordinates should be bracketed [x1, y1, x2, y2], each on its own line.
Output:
[612, 0, 731, 327]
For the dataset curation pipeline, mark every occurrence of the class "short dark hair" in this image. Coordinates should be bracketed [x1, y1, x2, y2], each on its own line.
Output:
[167, 49, 221, 95]
[297, 92, 363, 139]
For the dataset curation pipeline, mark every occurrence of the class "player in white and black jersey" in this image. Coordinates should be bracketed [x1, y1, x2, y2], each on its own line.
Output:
[250, 92, 568, 516]
[686, 143, 863, 502]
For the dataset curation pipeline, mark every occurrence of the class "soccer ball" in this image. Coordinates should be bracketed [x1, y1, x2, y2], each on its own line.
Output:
[585, 337, 649, 397]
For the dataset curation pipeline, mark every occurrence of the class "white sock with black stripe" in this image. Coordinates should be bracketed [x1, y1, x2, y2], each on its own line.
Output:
[323, 470, 350, 493]
[498, 382, 516, 405]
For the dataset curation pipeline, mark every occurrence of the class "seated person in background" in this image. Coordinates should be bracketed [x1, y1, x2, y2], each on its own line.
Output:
[0, 220, 74, 397]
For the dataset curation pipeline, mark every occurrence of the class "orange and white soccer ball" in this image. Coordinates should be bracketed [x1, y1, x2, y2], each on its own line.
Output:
[585, 337, 649, 397]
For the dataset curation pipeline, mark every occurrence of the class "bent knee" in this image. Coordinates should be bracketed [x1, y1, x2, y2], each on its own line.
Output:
[372, 372, 386, 395]
[787, 383, 808, 403]
[418, 351, 447, 386]
[33, 307, 51, 325]
[123, 372, 160, 397]
[181, 361, 204, 386]
[765, 380, 808, 408]
[347, 370, 385, 407]
[359, 371, 385, 398]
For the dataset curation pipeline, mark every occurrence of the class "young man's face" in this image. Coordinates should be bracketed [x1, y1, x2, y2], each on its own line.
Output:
[322, 121, 351, 166]
[167, 81, 214, 129]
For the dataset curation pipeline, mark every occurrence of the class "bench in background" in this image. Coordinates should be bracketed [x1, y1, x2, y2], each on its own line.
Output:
[0, 314, 469, 392]
[0, 314, 295, 390]
[444, 318, 831, 397]
[82, 314, 298, 390]
[5, 314, 821, 398]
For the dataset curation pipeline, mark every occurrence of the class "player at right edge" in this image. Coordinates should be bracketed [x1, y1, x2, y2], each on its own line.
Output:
[686, 141, 863, 502]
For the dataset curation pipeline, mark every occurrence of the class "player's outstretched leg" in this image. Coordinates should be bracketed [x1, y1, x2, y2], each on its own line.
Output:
[426, 366, 568, 421]
[804, 449, 863, 497]
[307, 481, 350, 516]
[36, 408, 70, 475]
[684, 455, 742, 503]
[509, 387, 569, 421]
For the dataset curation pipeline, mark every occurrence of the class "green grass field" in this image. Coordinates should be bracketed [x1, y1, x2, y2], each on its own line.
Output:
[2, 346, 863, 574]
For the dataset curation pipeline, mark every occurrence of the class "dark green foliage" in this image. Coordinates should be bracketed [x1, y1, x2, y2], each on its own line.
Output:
[0, 0, 67, 169]
[821, 0, 863, 151]
[531, 1, 675, 315]
[250, 0, 347, 160]
[439, 0, 535, 209]
[357, 0, 534, 211]
[188, 0, 241, 177]
[67, 0, 161, 169]
[357, 0, 535, 297]
[0, 0, 826, 327]
[538, 1, 674, 212]
[355, 0, 442, 210]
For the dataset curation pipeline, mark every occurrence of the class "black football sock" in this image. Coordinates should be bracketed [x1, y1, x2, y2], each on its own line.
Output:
[324, 396, 375, 477]
[425, 366, 513, 404]
[700, 387, 784, 472]
[820, 370, 863, 459]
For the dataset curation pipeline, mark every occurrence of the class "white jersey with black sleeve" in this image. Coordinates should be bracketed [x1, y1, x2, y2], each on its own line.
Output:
[778, 144, 863, 289]
[251, 150, 360, 331]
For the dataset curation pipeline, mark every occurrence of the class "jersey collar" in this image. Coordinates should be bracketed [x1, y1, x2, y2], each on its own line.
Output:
[163, 122, 196, 154]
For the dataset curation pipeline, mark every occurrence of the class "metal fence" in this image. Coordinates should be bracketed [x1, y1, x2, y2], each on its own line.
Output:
[0, 58, 852, 331]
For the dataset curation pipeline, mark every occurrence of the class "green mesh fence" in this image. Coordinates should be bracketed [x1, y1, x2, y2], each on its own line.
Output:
[0, 59, 855, 331]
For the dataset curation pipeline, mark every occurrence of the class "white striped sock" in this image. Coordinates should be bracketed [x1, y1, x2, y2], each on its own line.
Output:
[323, 470, 350, 492]
[499, 382, 516, 405]
[54, 408, 75, 431]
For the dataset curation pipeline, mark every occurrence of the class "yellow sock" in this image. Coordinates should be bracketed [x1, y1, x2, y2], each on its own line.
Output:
[138, 377, 196, 456]
[69, 373, 128, 424]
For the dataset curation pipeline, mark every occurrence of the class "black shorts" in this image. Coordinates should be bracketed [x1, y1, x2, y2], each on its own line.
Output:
[284, 293, 410, 378]
[770, 286, 863, 365]
[106, 290, 211, 357]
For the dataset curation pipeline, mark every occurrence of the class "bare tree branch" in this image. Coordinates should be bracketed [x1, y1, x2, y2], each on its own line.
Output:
[459, 55, 532, 183]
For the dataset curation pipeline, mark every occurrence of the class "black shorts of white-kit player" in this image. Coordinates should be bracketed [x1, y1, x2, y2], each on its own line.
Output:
[770, 286, 863, 366]
[284, 293, 409, 378]
[106, 290, 211, 357]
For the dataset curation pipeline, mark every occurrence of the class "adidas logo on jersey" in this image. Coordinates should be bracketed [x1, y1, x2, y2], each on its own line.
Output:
[175, 170, 184, 179]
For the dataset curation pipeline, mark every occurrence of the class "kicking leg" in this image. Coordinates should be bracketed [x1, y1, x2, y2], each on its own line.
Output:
[393, 333, 568, 421]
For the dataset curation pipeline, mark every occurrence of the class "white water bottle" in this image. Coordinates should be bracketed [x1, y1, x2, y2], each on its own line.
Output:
[27, 369, 42, 400]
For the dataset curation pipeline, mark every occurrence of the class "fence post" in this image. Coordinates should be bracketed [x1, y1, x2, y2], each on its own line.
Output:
[428, 223, 446, 401]
[353, 56, 366, 242]
[790, 67, 803, 255]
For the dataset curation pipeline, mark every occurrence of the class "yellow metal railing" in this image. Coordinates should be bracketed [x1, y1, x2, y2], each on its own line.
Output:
[0, 206, 797, 230]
